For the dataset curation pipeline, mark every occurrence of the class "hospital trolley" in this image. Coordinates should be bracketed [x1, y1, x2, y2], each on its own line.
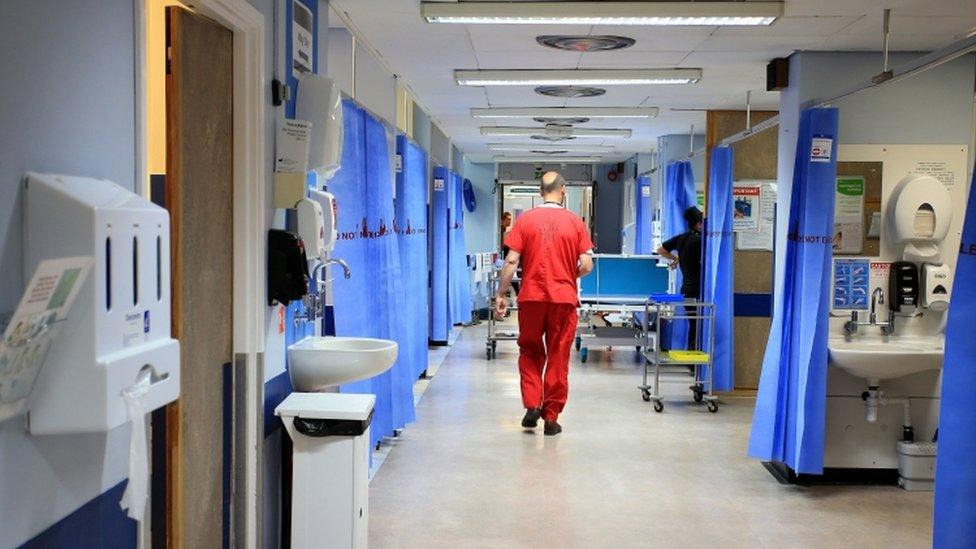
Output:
[640, 298, 719, 413]
[485, 269, 519, 359]
[576, 254, 670, 363]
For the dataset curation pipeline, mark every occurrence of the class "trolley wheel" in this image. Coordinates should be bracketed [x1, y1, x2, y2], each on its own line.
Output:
[707, 401, 719, 413]
[580, 348, 588, 363]
[653, 401, 664, 413]
[575, 337, 581, 351]
[641, 390, 651, 402]
[692, 388, 704, 403]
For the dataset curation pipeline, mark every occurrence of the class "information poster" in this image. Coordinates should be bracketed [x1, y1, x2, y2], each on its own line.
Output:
[0, 257, 92, 422]
[736, 181, 776, 251]
[834, 176, 865, 254]
[833, 258, 870, 310]
[733, 184, 762, 232]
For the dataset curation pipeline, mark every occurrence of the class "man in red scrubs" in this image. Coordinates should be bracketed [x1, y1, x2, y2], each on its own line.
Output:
[494, 172, 594, 436]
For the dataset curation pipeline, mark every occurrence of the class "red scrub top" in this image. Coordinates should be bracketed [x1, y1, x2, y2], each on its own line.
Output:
[504, 206, 594, 305]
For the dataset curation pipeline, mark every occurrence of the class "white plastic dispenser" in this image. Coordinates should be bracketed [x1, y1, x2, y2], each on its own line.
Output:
[310, 189, 338, 254]
[296, 74, 344, 180]
[296, 197, 326, 261]
[922, 263, 952, 311]
[23, 173, 180, 434]
[887, 174, 953, 262]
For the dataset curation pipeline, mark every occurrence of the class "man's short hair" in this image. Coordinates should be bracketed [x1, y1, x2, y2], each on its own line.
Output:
[502, 212, 512, 219]
[541, 171, 566, 194]
[683, 206, 703, 227]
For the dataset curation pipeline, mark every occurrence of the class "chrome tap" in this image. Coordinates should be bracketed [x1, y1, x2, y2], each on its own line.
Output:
[870, 288, 885, 324]
[322, 257, 352, 279]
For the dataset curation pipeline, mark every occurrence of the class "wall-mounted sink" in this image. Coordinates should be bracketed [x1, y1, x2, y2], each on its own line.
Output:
[288, 336, 398, 391]
[828, 335, 944, 383]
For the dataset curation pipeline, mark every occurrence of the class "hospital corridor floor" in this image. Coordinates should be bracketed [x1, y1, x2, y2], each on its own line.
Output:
[368, 324, 932, 548]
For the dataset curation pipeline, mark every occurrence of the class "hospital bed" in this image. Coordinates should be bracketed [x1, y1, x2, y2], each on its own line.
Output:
[575, 254, 671, 363]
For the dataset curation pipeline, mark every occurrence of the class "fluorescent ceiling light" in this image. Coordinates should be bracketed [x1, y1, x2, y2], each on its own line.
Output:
[456, 69, 701, 86]
[494, 156, 603, 164]
[488, 143, 614, 153]
[472, 107, 658, 119]
[481, 126, 633, 138]
[422, 2, 782, 26]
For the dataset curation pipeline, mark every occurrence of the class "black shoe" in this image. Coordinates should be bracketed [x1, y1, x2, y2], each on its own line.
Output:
[521, 408, 542, 428]
[544, 420, 562, 436]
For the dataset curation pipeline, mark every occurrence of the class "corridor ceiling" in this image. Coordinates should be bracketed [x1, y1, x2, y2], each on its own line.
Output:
[330, 0, 976, 162]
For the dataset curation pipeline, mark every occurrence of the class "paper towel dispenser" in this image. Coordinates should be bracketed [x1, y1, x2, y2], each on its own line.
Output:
[23, 173, 180, 434]
[296, 74, 344, 180]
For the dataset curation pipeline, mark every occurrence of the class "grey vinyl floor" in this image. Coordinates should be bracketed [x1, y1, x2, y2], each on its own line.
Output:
[369, 323, 932, 548]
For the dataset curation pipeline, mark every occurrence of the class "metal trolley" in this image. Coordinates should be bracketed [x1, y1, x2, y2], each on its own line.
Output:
[639, 298, 719, 413]
[485, 269, 519, 359]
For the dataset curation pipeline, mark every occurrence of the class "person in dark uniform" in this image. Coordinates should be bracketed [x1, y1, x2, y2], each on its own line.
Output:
[657, 206, 703, 348]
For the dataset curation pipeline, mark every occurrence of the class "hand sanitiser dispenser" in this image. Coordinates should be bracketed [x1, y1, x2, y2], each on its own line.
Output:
[23, 173, 180, 434]
[921, 263, 952, 311]
[888, 261, 920, 313]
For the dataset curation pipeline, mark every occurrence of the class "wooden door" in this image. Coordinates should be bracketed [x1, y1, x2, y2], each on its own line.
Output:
[165, 6, 234, 547]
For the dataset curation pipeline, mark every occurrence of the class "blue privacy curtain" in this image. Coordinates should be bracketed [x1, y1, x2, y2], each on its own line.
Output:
[449, 171, 473, 325]
[429, 166, 450, 343]
[395, 136, 430, 379]
[634, 175, 654, 254]
[330, 100, 415, 448]
[933, 167, 976, 547]
[663, 160, 697, 349]
[702, 147, 735, 391]
[747, 107, 839, 474]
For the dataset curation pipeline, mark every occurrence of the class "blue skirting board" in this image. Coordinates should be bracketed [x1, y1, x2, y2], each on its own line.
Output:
[19, 481, 136, 549]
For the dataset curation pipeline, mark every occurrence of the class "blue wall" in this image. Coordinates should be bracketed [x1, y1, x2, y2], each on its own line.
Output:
[461, 160, 497, 255]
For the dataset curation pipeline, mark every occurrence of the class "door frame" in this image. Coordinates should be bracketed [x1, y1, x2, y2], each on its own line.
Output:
[134, 1, 266, 547]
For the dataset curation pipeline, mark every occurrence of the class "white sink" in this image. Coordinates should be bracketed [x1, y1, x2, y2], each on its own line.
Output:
[288, 336, 398, 391]
[828, 335, 944, 383]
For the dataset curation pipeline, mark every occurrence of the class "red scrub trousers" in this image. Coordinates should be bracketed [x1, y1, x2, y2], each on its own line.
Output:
[517, 301, 578, 421]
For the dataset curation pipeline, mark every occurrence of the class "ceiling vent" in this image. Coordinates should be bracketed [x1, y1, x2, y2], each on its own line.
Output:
[530, 150, 570, 155]
[533, 117, 590, 125]
[537, 35, 636, 52]
[535, 86, 606, 98]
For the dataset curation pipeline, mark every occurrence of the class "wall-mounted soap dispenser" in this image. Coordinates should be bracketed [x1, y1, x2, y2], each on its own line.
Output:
[921, 263, 952, 311]
[888, 261, 920, 312]
[23, 173, 180, 434]
[268, 229, 309, 306]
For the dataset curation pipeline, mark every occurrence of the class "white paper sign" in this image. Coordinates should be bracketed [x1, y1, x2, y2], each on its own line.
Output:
[811, 137, 833, 163]
[736, 181, 776, 251]
[0, 257, 92, 422]
[733, 184, 762, 232]
[275, 118, 312, 173]
[433, 178, 445, 191]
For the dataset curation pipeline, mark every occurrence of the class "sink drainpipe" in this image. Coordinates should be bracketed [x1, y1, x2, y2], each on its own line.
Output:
[862, 385, 914, 441]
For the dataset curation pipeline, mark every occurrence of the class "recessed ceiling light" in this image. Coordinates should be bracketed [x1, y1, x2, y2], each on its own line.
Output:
[422, 2, 782, 26]
[456, 69, 701, 86]
[537, 35, 636, 52]
[535, 86, 607, 98]
[488, 143, 615, 153]
[493, 155, 603, 164]
[472, 107, 658, 119]
[482, 127, 633, 138]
